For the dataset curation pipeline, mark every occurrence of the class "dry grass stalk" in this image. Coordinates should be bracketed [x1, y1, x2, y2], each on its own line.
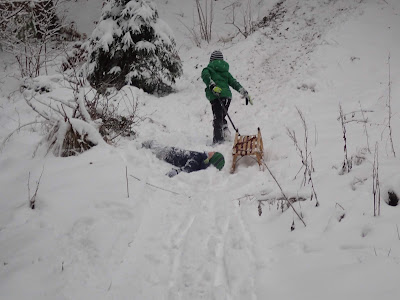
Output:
[387, 53, 396, 157]
[372, 143, 381, 216]
[338, 103, 352, 174]
[261, 160, 307, 227]
[28, 166, 44, 209]
[287, 107, 319, 206]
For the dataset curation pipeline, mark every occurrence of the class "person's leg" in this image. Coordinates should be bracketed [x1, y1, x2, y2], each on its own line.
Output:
[211, 100, 224, 144]
[221, 98, 231, 127]
[143, 141, 172, 161]
[220, 98, 232, 138]
[150, 145, 189, 168]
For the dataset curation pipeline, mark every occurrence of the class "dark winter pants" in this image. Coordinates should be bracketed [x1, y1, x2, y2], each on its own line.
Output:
[211, 98, 231, 144]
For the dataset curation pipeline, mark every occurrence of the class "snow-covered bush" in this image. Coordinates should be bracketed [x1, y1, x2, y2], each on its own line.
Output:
[61, 41, 88, 72]
[0, 0, 65, 77]
[85, 87, 140, 142]
[85, 0, 183, 96]
[15, 71, 141, 156]
[18, 75, 106, 157]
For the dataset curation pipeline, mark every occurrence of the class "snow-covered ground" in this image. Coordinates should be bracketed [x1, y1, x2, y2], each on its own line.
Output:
[1, 0, 400, 299]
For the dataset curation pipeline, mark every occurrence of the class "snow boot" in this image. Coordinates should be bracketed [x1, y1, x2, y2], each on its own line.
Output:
[222, 124, 232, 141]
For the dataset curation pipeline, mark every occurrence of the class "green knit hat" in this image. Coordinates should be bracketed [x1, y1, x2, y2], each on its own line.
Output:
[205, 152, 225, 171]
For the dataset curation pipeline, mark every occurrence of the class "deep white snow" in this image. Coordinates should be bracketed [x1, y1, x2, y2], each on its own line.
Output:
[1, 0, 400, 299]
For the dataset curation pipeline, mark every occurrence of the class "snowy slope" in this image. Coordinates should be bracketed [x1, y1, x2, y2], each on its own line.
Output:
[1, 0, 400, 299]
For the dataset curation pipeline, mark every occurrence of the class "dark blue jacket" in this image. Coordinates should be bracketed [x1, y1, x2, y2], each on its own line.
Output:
[163, 147, 209, 175]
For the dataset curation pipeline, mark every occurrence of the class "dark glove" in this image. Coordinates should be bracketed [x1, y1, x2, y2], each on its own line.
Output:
[245, 94, 253, 105]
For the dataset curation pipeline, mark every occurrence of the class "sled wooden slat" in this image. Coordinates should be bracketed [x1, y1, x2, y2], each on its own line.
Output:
[230, 128, 264, 173]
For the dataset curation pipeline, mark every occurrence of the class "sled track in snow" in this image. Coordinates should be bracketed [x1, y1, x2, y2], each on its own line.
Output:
[166, 192, 258, 300]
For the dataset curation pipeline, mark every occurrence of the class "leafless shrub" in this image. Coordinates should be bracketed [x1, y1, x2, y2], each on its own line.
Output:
[195, 0, 214, 43]
[25, 90, 102, 157]
[338, 103, 374, 174]
[178, 19, 202, 47]
[85, 88, 140, 143]
[0, 0, 69, 77]
[59, 21, 85, 42]
[257, 195, 307, 215]
[287, 107, 319, 207]
[3, 52, 140, 157]
[224, 0, 257, 38]
[61, 42, 88, 72]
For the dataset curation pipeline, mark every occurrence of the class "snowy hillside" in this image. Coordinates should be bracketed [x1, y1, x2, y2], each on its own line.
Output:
[1, 0, 400, 299]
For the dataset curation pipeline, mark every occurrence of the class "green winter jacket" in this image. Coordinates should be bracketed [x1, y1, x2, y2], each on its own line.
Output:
[201, 60, 243, 102]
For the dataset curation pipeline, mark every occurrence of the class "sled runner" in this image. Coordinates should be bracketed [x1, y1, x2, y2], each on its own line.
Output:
[231, 127, 264, 173]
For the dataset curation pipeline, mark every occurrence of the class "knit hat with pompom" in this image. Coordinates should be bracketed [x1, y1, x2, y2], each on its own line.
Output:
[205, 152, 225, 170]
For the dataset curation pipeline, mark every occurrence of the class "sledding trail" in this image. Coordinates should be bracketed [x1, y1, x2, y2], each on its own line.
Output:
[167, 213, 196, 298]
[165, 193, 228, 300]
[106, 188, 181, 299]
[222, 201, 258, 300]
[164, 182, 259, 300]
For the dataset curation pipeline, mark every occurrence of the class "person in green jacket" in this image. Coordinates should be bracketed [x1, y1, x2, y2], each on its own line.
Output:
[201, 50, 252, 144]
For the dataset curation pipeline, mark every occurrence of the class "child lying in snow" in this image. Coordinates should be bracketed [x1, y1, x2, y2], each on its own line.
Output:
[142, 141, 225, 177]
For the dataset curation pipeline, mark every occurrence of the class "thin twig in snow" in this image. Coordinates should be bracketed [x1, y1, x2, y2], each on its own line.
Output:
[29, 166, 45, 209]
[373, 143, 381, 216]
[359, 101, 371, 153]
[1, 121, 42, 151]
[339, 103, 352, 174]
[261, 160, 306, 227]
[125, 166, 129, 198]
[129, 175, 180, 196]
[335, 203, 345, 210]
[387, 52, 396, 157]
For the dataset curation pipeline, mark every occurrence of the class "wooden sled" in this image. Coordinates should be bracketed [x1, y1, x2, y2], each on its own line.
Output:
[231, 127, 264, 173]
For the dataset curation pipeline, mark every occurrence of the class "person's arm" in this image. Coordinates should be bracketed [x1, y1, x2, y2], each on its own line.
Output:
[228, 73, 253, 105]
[166, 159, 200, 177]
[181, 158, 201, 173]
[166, 168, 181, 178]
[227, 72, 243, 92]
[181, 152, 209, 173]
[202, 68, 221, 96]
[201, 68, 212, 86]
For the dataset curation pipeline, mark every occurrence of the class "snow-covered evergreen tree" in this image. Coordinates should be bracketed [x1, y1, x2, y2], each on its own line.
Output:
[86, 0, 183, 95]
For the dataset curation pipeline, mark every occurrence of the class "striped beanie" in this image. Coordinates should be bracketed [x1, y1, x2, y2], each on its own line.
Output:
[206, 152, 225, 171]
[210, 50, 223, 62]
